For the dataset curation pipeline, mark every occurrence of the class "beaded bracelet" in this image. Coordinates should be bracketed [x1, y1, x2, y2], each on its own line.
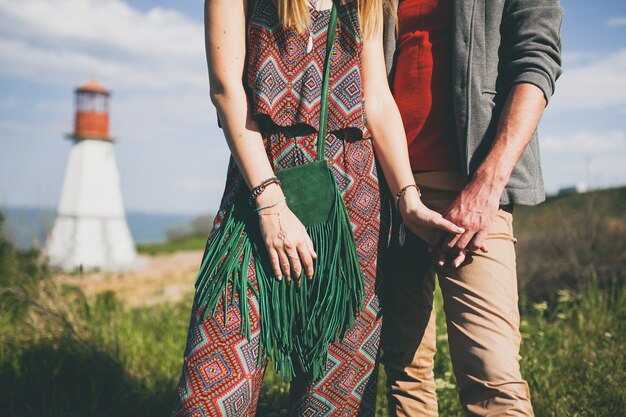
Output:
[395, 183, 421, 211]
[250, 176, 281, 201]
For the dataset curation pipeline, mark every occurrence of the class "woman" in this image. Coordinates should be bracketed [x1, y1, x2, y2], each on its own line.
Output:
[171, 0, 463, 415]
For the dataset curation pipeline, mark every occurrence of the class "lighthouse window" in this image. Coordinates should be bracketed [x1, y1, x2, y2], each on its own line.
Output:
[77, 92, 108, 113]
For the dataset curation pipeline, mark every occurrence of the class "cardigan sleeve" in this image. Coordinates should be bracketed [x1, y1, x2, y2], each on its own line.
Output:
[501, 0, 564, 104]
[383, 0, 399, 79]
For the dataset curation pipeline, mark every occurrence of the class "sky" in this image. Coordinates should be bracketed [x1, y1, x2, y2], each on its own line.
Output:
[0, 0, 625, 215]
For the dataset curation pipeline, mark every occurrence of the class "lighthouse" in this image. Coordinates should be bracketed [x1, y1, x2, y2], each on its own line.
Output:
[45, 80, 138, 272]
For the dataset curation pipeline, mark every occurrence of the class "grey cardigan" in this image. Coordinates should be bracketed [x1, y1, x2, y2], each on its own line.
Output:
[383, 0, 563, 205]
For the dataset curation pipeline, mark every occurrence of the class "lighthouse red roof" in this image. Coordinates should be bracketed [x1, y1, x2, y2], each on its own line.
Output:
[76, 79, 110, 95]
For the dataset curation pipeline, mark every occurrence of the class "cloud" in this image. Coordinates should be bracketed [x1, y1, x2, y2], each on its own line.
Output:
[542, 130, 625, 153]
[0, 0, 230, 214]
[540, 130, 626, 192]
[542, 152, 626, 193]
[549, 49, 626, 112]
[0, 0, 212, 131]
[0, 0, 206, 91]
[0, 95, 19, 110]
[606, 17, 626, 27]
[561, 51, 600, 66]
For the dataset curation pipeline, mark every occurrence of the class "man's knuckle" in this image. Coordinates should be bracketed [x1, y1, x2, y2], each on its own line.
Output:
[458, 221, 471, 230]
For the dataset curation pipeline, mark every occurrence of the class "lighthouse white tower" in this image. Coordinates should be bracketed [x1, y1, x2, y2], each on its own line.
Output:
[46, 80, 138, 271]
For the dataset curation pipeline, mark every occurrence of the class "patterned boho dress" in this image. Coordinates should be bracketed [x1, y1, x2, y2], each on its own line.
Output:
[171, 0, 386, 415]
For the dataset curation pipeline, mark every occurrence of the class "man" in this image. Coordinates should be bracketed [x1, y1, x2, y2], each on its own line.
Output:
[380, 0, 563, 416]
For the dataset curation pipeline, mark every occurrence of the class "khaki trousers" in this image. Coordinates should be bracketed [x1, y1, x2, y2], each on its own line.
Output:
[381, 171, 534, 417]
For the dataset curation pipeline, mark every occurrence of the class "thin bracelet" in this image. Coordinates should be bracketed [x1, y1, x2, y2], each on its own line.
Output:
[395, 183, 421, 211]
[255, 197, 287, 213]
[250, 176, 281, 202]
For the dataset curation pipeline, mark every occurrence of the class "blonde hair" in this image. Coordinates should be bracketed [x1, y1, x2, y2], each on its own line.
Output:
[273, 0, 389, 38]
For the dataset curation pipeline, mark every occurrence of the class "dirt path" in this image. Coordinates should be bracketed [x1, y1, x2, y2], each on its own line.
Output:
[53, 250, 203, 309]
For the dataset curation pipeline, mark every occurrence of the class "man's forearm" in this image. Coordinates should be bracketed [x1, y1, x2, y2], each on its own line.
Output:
[430, 82, 548, 259]
[471, 83, 547, 198]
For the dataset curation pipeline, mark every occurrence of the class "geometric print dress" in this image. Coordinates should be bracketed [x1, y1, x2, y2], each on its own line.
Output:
[170, 1, 387, 415]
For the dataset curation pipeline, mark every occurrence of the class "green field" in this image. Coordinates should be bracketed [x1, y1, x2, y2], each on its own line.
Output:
[1, 187, 625, 416]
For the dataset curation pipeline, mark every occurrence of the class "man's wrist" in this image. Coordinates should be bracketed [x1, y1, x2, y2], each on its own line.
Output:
[463, 169, 506, 208]
[473, 156, 511, 191]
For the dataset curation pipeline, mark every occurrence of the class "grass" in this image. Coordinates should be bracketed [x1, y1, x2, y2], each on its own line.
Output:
[514, 187, 626, 300]
[1, 275, 623, 416]
[136, 235, 207, 255]
[519, 278, 626, 416]
[135, 213, 214, 255]
[0, 290, 188, 417]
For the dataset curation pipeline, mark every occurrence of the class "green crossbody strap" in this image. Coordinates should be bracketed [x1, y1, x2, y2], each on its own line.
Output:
[316, 1, 339, 161]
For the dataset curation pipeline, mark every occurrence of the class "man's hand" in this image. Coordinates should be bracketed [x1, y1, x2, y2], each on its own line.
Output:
[428, 174, 503, 268]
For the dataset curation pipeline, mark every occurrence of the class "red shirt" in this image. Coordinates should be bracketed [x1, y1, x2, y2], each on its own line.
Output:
[392, 0, 459, 171]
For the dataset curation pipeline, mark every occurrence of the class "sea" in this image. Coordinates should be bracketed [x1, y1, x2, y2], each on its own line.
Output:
[1, 206, 197, 249]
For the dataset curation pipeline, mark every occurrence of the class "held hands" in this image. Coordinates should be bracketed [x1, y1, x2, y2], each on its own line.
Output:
[255, 184, 317, 284]
[397, 185, 466, 247]
[427, 179, 500, 268]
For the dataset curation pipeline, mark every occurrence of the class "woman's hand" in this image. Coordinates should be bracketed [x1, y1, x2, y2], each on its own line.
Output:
[398, 187, 464, 235]
[398, 187, 468, 268]
[256, 185, 317, 284]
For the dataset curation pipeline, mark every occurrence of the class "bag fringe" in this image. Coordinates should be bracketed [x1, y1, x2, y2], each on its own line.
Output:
[192, 183, 363, 381]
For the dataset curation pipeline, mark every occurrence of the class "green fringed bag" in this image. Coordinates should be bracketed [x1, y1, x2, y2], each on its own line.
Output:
[192, 2, 363, 381]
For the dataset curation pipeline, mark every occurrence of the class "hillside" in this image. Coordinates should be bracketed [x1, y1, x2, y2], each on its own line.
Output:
[514, 186, 626, 299]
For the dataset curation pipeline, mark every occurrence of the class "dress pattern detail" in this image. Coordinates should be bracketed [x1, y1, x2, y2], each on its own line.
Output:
[247, 0, 370, 139]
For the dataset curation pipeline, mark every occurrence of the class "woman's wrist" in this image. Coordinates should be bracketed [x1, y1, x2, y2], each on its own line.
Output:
[257, 198, 287, 216]
[395, 183, 421, 212]
[403, 185, 420, 205]
[256, 196, 287, 213]
[254, 183, 285, 207]
[251, 176, 280, 200]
